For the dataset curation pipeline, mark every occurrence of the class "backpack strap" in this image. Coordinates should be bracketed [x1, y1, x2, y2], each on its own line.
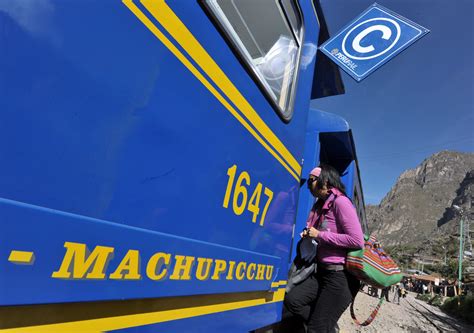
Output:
[350, 293, 384, 326]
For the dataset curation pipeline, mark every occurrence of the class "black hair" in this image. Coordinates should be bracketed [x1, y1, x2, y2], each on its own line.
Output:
[315, 163, 346, 196]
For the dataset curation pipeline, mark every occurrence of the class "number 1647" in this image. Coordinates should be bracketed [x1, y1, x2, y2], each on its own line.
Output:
[222, 165, 273, 227]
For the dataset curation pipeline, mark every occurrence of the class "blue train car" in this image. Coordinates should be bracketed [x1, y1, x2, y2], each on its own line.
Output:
[0, 1, 360, 332]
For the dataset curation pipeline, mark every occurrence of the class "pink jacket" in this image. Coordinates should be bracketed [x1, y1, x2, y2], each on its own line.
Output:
[306, 188, 364, 264]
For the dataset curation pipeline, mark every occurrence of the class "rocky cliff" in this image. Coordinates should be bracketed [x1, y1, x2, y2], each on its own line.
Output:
[366, 151, 474, 248]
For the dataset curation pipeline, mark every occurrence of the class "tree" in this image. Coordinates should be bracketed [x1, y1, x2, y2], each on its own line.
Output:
[432, 259, 466, 280]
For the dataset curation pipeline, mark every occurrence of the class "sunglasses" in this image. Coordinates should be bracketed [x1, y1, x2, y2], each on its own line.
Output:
[306, 177, 318, 186]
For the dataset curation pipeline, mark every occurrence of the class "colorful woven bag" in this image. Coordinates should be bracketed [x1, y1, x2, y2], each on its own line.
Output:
[346, 234, 402, 288]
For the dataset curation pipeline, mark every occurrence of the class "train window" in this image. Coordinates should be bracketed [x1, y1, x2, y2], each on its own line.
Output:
[203, 0, 303, 121]
[281, 0, 302, 39]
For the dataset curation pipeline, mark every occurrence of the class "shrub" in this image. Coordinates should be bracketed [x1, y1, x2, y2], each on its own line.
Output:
[416, 294, 443, 307]
[428, 295, 443, 307]
[441, 295, 474, 323]
[416, 294, 431, 302]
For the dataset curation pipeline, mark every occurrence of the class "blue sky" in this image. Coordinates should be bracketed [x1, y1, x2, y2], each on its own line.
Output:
[311, 0, 474, 205]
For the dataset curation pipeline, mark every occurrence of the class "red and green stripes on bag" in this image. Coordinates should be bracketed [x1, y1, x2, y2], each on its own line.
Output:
[346, 235, 402, 288]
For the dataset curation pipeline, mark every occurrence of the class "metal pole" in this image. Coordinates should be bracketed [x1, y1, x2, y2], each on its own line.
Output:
[459, 217, 464, 292]
[466, 218, 472, 254]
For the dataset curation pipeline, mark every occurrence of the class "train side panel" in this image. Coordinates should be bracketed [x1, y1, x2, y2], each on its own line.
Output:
[0, 0, 321, 331]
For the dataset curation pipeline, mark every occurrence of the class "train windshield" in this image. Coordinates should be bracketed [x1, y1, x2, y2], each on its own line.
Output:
[204, 0, 302, 118]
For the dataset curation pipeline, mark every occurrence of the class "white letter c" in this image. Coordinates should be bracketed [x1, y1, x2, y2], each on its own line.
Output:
[342, 18, 401, 60]
[352, 25, 392, 53]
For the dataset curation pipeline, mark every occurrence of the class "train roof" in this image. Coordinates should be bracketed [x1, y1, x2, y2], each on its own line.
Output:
[306, 108, 349, 133]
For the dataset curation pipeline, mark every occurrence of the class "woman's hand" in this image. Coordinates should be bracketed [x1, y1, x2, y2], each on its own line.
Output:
[307, 227, 319, 238]
[300, 229, 308, 238]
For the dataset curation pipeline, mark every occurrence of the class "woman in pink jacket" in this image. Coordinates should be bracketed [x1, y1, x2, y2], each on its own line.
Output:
[284, 164, 364, 332]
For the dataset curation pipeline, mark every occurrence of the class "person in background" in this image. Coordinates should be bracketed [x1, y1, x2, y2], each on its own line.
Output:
[370, 286, 379, 298]
[283, 164, 364, 332]
[422, 283, 428, 294]
[401, 280, 407, 298]
[393, 283, 401, 305]
[428, 282, 433, 295]
[380, 286, 390, 302]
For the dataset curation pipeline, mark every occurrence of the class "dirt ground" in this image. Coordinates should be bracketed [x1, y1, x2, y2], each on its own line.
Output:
[337, 290, 474, 332]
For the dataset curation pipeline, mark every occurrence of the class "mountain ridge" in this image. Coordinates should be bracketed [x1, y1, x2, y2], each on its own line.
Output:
[366, 150, 474, 248]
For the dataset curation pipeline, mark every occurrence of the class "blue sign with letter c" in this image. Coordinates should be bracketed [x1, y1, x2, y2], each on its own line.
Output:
[320, 3, 429, 81]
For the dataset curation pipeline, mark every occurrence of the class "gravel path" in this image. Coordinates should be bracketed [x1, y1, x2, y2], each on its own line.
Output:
[337, 292, 474, 332]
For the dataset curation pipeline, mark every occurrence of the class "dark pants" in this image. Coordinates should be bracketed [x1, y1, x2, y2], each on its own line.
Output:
[380, 287, 390, 301]
[283, 269, 359, 333]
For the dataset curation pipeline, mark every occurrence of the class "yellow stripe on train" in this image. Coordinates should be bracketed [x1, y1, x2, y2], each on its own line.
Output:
[1, 289, 286, 332]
